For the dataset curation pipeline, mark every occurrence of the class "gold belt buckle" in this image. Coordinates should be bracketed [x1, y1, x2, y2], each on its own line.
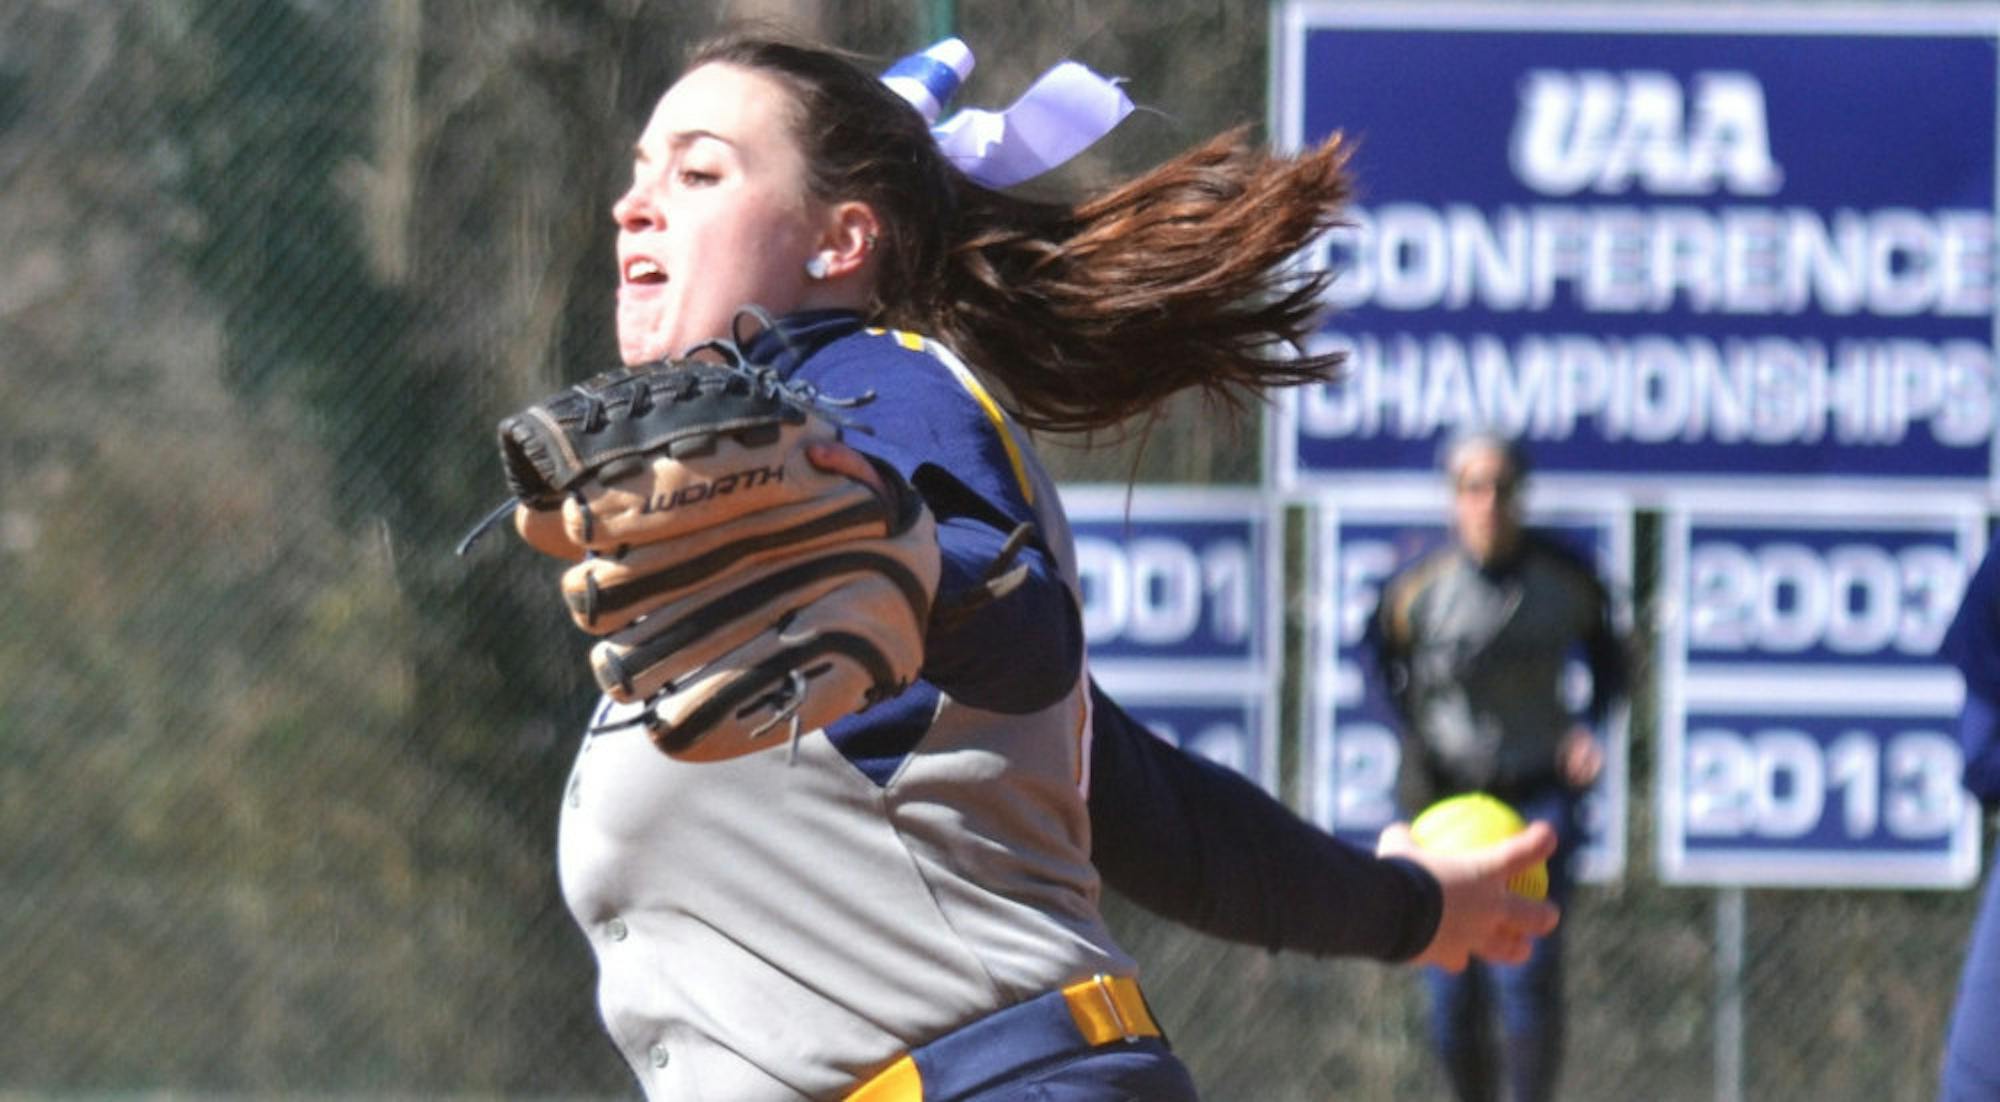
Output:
[1091, 973, 1137, 1043]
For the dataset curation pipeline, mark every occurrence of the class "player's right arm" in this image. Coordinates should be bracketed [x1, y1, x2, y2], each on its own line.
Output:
[1086, 678, 1561, 968]
[1086, 680, 1443, 962]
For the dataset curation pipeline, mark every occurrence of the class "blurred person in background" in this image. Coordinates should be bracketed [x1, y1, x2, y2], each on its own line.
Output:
[1937, 542, 2000, 1101]
[1364, 429, 1629, 1102]
[529, 28, 1563, 1102]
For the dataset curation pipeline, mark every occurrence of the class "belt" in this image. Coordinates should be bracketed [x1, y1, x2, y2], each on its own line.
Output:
[846, 973, 1162, 1102]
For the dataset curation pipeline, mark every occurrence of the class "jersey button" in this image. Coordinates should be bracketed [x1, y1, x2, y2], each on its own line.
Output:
[649, 1043, 670, 1069]
[605, 917, 628, 942]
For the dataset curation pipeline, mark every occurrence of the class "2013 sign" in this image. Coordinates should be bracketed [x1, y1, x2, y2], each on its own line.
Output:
[1683, 721, 1961, 844]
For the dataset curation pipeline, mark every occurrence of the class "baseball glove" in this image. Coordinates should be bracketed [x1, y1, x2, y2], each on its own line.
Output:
[464, 344, 940, 763]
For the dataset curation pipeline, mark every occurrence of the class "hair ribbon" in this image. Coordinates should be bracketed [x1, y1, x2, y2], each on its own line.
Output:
[881, 38, 1135, 189]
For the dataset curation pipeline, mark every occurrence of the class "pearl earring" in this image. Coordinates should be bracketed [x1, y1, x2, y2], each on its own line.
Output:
[804, 254, 832, 280]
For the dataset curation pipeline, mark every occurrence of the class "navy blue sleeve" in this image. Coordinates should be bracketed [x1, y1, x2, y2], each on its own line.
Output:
[799, 334, 1083, 716]
[1086, 681, 1443, 962]
[922, 515, 1081, 714]
[1944, 546, 2000, 696]
[804, 337, 1038, 528]
[1942, 546, 2000, 803]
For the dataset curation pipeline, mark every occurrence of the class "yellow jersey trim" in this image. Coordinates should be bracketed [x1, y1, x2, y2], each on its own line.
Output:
[867, 328, 1035, 507]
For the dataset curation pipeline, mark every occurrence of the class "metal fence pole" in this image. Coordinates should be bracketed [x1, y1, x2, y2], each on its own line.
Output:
[1716, 888, 1745, 1102]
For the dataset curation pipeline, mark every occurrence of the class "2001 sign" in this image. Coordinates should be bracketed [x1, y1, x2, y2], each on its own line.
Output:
[1075, 535, 1255, 649]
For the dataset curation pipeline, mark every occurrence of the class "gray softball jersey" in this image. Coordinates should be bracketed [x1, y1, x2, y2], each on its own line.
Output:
[556, 320, 1136, 1100]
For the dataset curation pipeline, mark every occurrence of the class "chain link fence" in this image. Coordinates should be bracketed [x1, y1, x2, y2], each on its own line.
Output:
[0, 0, 1986, 1098]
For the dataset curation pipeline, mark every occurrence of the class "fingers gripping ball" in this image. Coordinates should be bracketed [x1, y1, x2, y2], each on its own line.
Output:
[1410, 793, 1550, 901]
[484, 353, 941, 763]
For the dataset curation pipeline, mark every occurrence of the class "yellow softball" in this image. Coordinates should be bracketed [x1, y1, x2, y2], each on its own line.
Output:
[1409, 792, 1549, 901]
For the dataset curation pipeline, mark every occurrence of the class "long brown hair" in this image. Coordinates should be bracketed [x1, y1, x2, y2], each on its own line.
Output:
[688, 33, 1351, 435]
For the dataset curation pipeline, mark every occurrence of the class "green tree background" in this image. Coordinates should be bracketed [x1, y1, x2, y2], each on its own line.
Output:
[0, 1, 1982, 1098]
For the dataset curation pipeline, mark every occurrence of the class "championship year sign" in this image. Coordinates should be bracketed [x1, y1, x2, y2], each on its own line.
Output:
[1306, 498, 1633, 881]
[1065, 486, 1282, 793]
[1658, 504, 1985, 886]
[1271, 3, 2000, 500]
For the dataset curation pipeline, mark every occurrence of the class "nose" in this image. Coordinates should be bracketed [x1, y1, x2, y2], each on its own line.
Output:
[613, 185, 658, 233]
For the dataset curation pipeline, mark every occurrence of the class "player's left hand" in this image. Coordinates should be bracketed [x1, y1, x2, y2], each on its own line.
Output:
[1377, 818, 1562, 972]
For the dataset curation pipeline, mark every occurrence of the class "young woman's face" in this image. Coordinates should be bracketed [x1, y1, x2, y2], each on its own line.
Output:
[614, 63, 825, 365]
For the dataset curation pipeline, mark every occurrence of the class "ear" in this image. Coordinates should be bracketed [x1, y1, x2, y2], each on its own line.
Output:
[814, 201, 882, 281]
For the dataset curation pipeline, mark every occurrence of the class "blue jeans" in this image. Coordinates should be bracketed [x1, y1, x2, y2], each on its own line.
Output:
[1943, 853, 2000, 1101]
[1421, 784, 1581, 1102]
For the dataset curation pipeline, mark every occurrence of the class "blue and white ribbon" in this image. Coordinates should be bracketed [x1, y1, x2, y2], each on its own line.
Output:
[881, 38, 1135, 190]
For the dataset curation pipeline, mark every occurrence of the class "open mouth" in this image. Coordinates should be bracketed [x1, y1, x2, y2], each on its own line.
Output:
[624, 257, 667, 285]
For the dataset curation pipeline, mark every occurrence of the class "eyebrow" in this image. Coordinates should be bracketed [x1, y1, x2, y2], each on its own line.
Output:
[634, 128, 734, 161]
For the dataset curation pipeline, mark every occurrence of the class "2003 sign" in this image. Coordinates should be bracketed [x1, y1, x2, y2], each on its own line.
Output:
[1688, 538, 1962, 661]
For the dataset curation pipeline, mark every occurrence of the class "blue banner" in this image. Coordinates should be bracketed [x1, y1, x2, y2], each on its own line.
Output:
[1272, 5, 2000, 498]
[1066, 486, 1283, 792]
[1659, 506, 1985, 886]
